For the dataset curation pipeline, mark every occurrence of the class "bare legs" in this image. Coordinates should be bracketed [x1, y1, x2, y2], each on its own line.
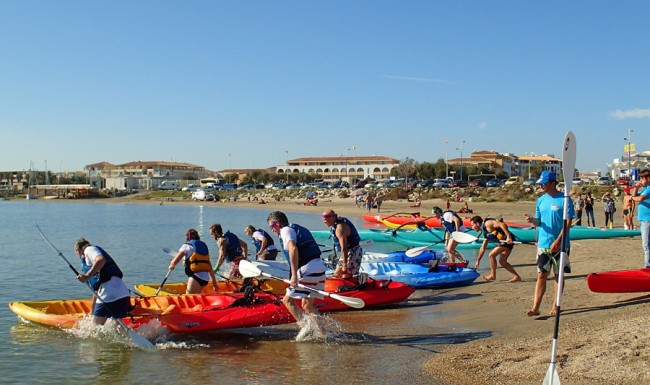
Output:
[482, 247, 521, 282]
[527, 272, 564, 316]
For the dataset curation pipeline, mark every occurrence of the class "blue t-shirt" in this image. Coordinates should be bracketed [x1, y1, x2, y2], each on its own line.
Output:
[535, 192, 575, 249]
[638, 186, 650, 222]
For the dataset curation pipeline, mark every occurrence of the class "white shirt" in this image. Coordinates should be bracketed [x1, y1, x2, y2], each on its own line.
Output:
[253, 230, 277, 251]
[279, 226, 297, 250]
[83, 246, 130, 302]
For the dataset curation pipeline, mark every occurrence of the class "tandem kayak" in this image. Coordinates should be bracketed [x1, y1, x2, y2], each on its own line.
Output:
[362, 250, 469, 268]
[586, 268, 650, 293]
[134, 279, 287, 296]
[362, 213, 528, 228]
[8, 292, 295, 333]
[360, 262, 479, 289]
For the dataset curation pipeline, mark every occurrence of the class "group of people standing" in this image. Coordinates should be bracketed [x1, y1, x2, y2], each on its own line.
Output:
[573, 189, 636, 230]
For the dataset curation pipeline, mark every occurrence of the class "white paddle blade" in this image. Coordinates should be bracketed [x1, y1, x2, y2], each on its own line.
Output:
[542, 363, 561, 385]
[405, 246, 428, 257]
[329, 293, 365, 309]
[122, 322, 156, 350]
[239, 259, 263, 278]
[562, 131, 576, 194]
[450, 232, 479, 244]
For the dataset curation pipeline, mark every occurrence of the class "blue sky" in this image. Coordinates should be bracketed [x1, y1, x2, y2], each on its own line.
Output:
[1, 1, 649, 175]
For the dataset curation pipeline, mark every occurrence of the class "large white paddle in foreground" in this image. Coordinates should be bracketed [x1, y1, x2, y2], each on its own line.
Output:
[542, 131, 576, 385]
[238, 260, 365, 309]
[35, 222, 155, 350]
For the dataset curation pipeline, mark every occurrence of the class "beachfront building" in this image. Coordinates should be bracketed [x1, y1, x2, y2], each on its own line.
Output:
[608, 150, 650, 179]
[277, 156, 400, 182]
[85, 161, 212, 190]
[446, 150, 562, 179]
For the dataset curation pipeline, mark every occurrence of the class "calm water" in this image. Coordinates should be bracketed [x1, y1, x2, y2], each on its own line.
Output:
[0, 200, 486, 385]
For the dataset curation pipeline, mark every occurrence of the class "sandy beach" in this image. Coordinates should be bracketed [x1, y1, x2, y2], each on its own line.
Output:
[56, 193, 650, 384]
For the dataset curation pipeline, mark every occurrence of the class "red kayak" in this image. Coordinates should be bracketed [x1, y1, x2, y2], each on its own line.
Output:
[314, 277, 415, 311]
[362, 213, 528, 228]
[586, 268, 650, 293]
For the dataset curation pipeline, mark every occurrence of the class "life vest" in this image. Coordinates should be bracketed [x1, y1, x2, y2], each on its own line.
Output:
[330, 216, 361, 252]
[223, 231, 243, 262]
[441, 210, 463, 233]
[481, 219, 516, 243]
[280, 223, 321, 268]
[81, 246, 124, 291]
[251, 229, 275, 252]
[183, 239, 212, 275]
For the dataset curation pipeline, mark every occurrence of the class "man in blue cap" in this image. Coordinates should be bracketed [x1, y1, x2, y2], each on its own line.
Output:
[524, 170, 574, 316]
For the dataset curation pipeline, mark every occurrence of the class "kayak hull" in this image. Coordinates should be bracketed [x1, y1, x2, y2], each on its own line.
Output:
[9, 292, 295, 333]
[361, 262, 479, 289]
[586, 268, 650, 293]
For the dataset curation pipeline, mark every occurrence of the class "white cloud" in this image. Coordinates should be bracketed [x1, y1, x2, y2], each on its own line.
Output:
[609, 108, 650, 119]
[382, 75, 451, 84]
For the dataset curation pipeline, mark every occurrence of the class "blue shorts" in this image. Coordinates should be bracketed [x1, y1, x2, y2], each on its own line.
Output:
[93, 296, 131, 318]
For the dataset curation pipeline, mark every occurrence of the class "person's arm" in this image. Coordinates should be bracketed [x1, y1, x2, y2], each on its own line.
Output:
[287, 240, 299, 287]
[169, 250, 185, 271]
[215, 238, 227, 271]
[257, 236, 268, 256]
[335, 224, 349, 273]
[239, 239, 248, 258]
[550, 218, 573, 254]
[77, 251, 106, 283]
[475, 239, 488, 269]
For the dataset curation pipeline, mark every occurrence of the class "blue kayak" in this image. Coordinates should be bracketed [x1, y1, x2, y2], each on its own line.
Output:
[360, 262, 480, 289]
[362, 250, 439, 264]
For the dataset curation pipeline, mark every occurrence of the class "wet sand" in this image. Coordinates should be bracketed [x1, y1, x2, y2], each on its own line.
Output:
[49, 194, 650, 384]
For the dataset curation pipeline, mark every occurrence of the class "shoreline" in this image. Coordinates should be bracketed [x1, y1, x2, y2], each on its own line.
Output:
[13, 194, 650, 384]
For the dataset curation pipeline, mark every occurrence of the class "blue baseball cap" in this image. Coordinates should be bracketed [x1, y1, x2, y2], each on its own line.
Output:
[536, 171, 557, 185]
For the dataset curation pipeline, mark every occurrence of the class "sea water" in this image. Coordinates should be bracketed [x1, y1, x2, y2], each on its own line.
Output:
[0, 200, 482, 385]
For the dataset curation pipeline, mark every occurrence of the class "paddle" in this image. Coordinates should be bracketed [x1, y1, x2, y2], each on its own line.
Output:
[450, 231, 524, 245]
[35, 222, 155, 350]
[404, 239, 447, 257]
[154, 269, 173, 296]
[238, 260, 365, 309]
[542, 131, 576, 385]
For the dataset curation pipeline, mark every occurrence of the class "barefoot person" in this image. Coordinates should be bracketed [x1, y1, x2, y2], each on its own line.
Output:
[524, 171, 574, 316]
[168, 229, 219, 294]
[267, 211, 326, 338]
[321, 209, 362, 279]
[623, 187, 636, 230]
[432, 206, 467, 263]
[470, 216, 521, 283]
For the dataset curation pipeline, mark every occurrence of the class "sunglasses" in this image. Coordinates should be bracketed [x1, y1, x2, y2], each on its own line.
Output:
[321, 214, 336, 219]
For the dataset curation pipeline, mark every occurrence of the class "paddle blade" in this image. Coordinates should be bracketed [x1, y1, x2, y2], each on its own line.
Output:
[542, 363, 560, 385]
[239, 259, 263, 278]
[117, 320, 155, 350]
[329, 293, 365, 309]
[405, 246, 428, 258]
[561, 131, 576, 195]
[451, 232, 479, 244]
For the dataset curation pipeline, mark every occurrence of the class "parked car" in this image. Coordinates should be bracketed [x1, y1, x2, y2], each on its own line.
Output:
[469, 179, 486, 187]
[505, 176, 523, 186]
[353, 180, 369, 188]
[181, 183, 200, 192]
[486, 178, 503, 187]
[523, 178, 537, 186]
[617, 177, 632, 186]
[449, 180, 468, 188]
[191, 189, 215, 201]
[597, 176, 615, 186]
[572, 177, 584, 186]
[417, 180, 433, 188]
[432, 178, 451, 188]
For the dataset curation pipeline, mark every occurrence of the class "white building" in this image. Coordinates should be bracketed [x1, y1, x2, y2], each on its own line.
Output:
[277, 155, 400, 181]
[85, 161, 212, 190]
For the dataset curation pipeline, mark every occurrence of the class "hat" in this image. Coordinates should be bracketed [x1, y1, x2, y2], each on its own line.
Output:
[536, 171, 557, 185]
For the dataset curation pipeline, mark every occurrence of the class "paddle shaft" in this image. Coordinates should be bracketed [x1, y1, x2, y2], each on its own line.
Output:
[154, 269, 173, 296]
[543, 131, 576, 385]
[35, 222, 154, 349]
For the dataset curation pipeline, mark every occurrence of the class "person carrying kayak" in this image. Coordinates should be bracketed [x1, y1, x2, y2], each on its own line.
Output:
[169, 228, 219, 294]
[210, 224, 249, 279]
[431, 206, 467, 263]
[321, 209, 362, 279]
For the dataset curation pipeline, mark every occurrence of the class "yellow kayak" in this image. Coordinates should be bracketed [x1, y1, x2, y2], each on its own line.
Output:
[134, 279, 288, 296]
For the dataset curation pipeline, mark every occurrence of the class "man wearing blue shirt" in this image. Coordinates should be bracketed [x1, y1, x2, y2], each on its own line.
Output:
[525, 171, 574, 317]
[631, 168, 650, 268]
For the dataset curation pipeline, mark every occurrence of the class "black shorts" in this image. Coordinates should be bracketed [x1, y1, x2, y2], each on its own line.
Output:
[190, 274, 210, 287]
